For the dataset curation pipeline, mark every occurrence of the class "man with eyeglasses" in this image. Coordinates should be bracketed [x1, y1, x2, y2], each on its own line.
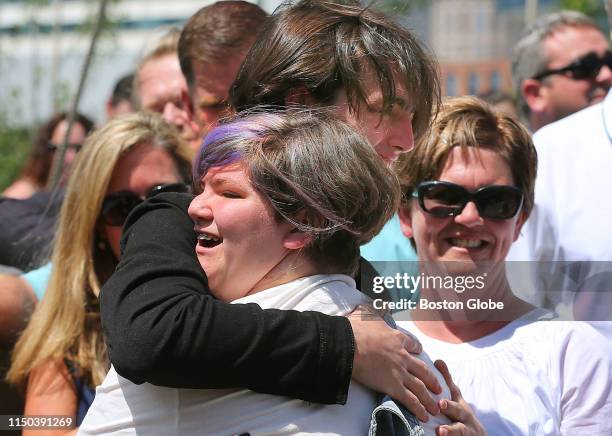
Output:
[512, 10, 612, 132]
[507, 6, 612, 341]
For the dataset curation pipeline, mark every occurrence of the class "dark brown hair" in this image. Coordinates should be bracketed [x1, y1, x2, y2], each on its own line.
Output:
[178, 1, 268, 89]
[19, 112, 95, 189]
[231, 0, 440, 140]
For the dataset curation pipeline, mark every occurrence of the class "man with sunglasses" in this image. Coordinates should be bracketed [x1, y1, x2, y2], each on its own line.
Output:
[508, 7, 612, 342]
[513, 10, 612, 132]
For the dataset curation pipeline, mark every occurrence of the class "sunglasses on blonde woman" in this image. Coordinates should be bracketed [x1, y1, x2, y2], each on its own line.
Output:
[102, 183, 190, 226]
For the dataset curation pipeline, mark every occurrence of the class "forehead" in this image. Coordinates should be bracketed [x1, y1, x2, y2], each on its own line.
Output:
[138, 55, 186, 98]
[543, 25, 609, 67]
[357, 68, 412, 106]
[107, 144, 180, 195]
[202, 162, 247, 183]
[51, 120, 87, 143]
[438, 147, 513, 186]
[192, 57, 245, 103]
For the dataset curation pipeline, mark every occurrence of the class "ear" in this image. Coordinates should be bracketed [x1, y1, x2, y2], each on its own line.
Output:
[105, 99, 114, 120]
[521, 78, 548, 114]
[283, 229, 312, 251]
[513, 210, 528, 241]
[398, 205, 414, 238]
[285, 85, 318, 107]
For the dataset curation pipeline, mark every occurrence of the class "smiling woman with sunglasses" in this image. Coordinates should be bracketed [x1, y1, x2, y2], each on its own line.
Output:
[7, 112, 192, 434]
[394, 96, 612, 435]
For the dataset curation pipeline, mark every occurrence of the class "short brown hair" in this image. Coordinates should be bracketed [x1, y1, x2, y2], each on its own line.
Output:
[194, 108, 400, 276]
[398, 96, 537, 218]
[231, 0, 440, 140]
[178, 1, 268, 89]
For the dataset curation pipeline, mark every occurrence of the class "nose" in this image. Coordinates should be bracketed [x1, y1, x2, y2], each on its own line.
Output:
[63, 147, 78, 167]
[595, 64, 612, 86]
[187, 190, 213, 224]
[453, 201, 483, 228]
[387, 112, 415, 153]
[162, 102, 185, 128]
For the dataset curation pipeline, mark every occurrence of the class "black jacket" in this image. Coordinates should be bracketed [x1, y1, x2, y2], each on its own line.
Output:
[100, 193, 354, 405]
[0, 190, 63, 271]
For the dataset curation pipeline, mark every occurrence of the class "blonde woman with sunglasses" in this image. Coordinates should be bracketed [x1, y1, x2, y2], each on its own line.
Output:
[7, 112, 192, 434]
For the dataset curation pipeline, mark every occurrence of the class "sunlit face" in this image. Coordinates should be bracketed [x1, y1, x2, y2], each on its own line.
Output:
[103, 144, 183, 258]
[539, 26, 611, 124]
[190, 57, 244, 140]
[138, 54, 200, 150]
[399, 147, 525, 268]
[188, 163, 296, 302]
[331, 71, 415, 164]
[50, 120, 88, 184]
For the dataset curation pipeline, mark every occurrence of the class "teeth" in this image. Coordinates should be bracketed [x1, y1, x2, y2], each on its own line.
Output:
[197, 234, 220, 242]
[451, 238, 483, 248]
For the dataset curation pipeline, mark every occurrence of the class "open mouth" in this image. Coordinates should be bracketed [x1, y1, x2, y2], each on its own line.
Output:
[197, 233, 222, 249]
[448, 238, 486, 249]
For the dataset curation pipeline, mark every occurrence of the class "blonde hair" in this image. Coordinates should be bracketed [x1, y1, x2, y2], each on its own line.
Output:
[7, 112, 193, 388]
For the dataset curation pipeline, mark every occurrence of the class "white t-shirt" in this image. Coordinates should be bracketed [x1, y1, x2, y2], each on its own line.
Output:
[79, 274, 449, 435]
[507, 93, 612, 340]
[396, 309, 612, 435]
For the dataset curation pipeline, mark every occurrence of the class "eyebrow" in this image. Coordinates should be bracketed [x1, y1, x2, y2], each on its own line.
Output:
[207, 176, 238, 189]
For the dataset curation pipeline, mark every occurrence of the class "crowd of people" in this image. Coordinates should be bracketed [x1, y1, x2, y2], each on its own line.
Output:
[1, 1, 611, 435]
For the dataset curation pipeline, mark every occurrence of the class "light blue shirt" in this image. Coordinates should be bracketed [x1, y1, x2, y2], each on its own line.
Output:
[361, 214, 417, 262]
[22, 262, 52, 301]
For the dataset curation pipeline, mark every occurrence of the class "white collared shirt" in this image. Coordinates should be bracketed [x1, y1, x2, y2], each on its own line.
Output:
[507, 92, 612, 339]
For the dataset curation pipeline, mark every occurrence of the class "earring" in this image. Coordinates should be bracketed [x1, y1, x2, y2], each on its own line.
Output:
[98, 238, 107, 251]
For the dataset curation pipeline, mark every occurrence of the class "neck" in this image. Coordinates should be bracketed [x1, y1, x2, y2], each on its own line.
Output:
[247, 250, 319, 297]
[530, 111, 553, 133]
[411, 266, 535, 343]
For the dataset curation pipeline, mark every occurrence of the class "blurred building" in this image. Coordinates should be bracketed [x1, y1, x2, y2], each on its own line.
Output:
[0, 0, 281, 126]
[406, 0, 557, 97]
[0, 0, 589, 125]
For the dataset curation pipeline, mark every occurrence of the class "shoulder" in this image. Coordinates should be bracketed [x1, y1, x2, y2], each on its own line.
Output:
[514, 320, 612, 372]
[1, 179, 38, 200]
[27, 358, 75, 396]
[534, 103, 604, 153]
[24, 358, 78, 419]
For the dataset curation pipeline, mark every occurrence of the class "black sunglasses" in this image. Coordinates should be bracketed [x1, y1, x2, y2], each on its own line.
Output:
[46, 141, 84, 151]
[101, 183, 190, 226]
[533, 51, 612, 81]
[412, 181, 523, 220]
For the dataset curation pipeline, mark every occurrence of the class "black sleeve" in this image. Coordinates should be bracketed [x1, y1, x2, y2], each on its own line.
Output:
[99, 192, 354, 405]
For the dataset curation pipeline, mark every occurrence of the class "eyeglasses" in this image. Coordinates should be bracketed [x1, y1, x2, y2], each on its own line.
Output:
[533, 51, 612, 81]
[46, 142, 84, 151]
[101, 183, 190, 226]
[412, 181, 523, 220]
